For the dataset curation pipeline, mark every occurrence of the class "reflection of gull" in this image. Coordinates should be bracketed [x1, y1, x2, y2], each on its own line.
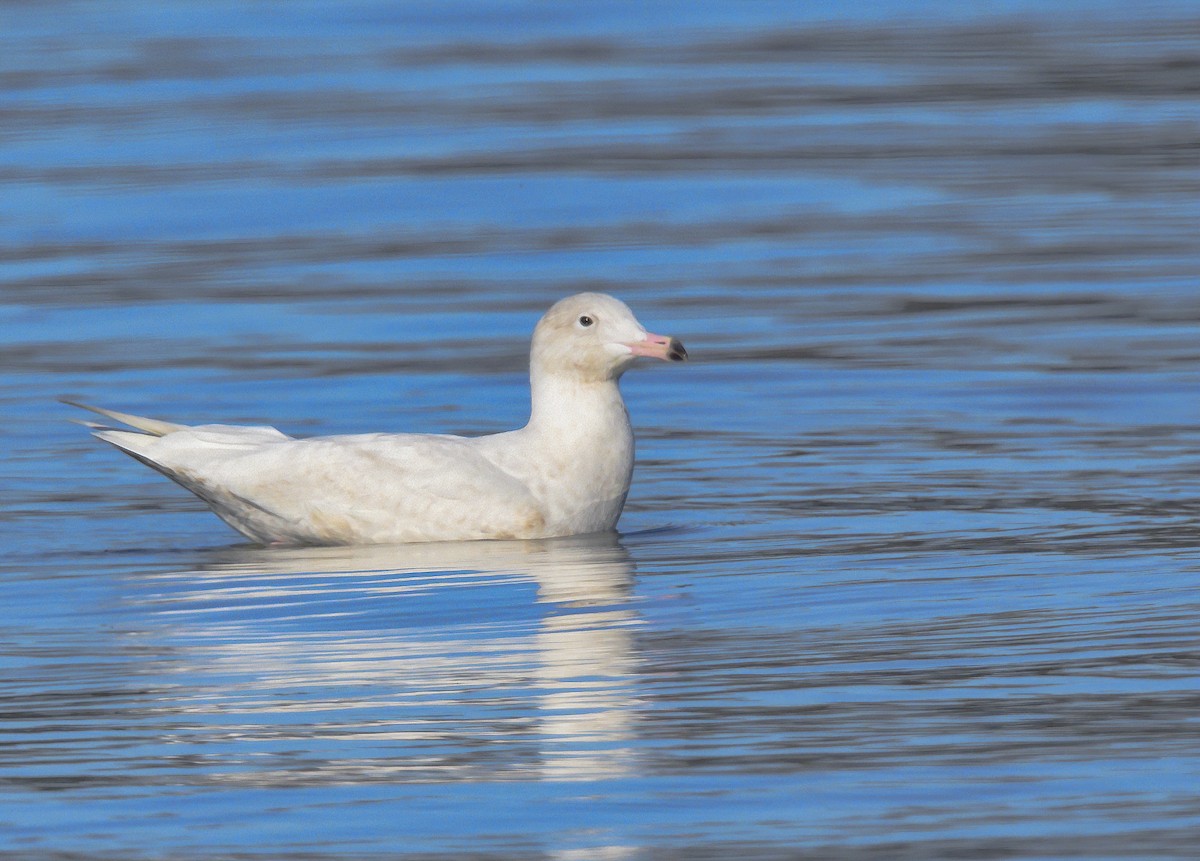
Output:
[131, 534, 641, 784]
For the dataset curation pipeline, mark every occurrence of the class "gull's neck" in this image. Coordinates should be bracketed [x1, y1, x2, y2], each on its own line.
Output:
[526, 367, 630, 441]
[517, 366, 635, 535]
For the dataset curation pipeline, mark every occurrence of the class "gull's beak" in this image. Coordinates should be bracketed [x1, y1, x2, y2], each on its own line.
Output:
[626, 331, 688, 362]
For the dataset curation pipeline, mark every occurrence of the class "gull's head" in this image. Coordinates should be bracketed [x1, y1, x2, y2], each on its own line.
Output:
[531, 292, 687, 382]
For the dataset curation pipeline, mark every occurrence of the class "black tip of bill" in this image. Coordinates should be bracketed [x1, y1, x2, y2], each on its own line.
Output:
[667, 338, 688, 362]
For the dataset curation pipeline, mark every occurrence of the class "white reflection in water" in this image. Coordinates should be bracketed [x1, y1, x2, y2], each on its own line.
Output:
[127, 534, 642, 785]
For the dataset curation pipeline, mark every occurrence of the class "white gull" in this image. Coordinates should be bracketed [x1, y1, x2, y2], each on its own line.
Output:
[67, 292, 687, 545]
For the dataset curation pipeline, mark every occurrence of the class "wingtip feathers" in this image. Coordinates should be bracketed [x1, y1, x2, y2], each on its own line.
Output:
[61, 399, 186, 436]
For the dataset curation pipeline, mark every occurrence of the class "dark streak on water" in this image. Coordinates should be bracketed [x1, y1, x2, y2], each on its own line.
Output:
[3, 1, 1200, 859]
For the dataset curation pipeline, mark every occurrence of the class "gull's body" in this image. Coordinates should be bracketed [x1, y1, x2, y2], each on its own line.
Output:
[69, 293, 686, 545]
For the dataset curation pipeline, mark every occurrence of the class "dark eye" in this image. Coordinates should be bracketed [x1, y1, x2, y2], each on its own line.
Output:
[578, 315, 594, 327]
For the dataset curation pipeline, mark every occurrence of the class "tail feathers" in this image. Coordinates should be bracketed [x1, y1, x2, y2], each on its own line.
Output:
[89, 426, 288, 543]
[61, 400, 186, 437]
[93, 428, 157, 451]
[91, 429, 181, 481]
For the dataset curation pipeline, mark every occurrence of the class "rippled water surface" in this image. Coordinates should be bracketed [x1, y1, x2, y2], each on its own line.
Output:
[3, 1, 1200, 858]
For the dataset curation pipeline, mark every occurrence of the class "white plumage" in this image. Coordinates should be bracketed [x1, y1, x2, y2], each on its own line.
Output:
[68, 293, 687, 545]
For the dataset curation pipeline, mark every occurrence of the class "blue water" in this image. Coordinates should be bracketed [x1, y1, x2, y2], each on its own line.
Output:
[3, 1, 1200, 858]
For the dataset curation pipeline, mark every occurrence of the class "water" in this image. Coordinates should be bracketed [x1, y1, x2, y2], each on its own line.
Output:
[3, 1, 1200, 858]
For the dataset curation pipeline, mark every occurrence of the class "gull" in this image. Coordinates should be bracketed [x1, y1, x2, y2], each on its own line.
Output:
[67, 293, 687, 545]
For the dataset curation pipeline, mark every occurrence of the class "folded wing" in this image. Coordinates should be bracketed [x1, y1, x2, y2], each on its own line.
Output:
[70, 402, 545, 544]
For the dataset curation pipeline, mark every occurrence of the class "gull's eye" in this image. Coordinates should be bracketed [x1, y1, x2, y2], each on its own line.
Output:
[578, 315, 594, 327]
